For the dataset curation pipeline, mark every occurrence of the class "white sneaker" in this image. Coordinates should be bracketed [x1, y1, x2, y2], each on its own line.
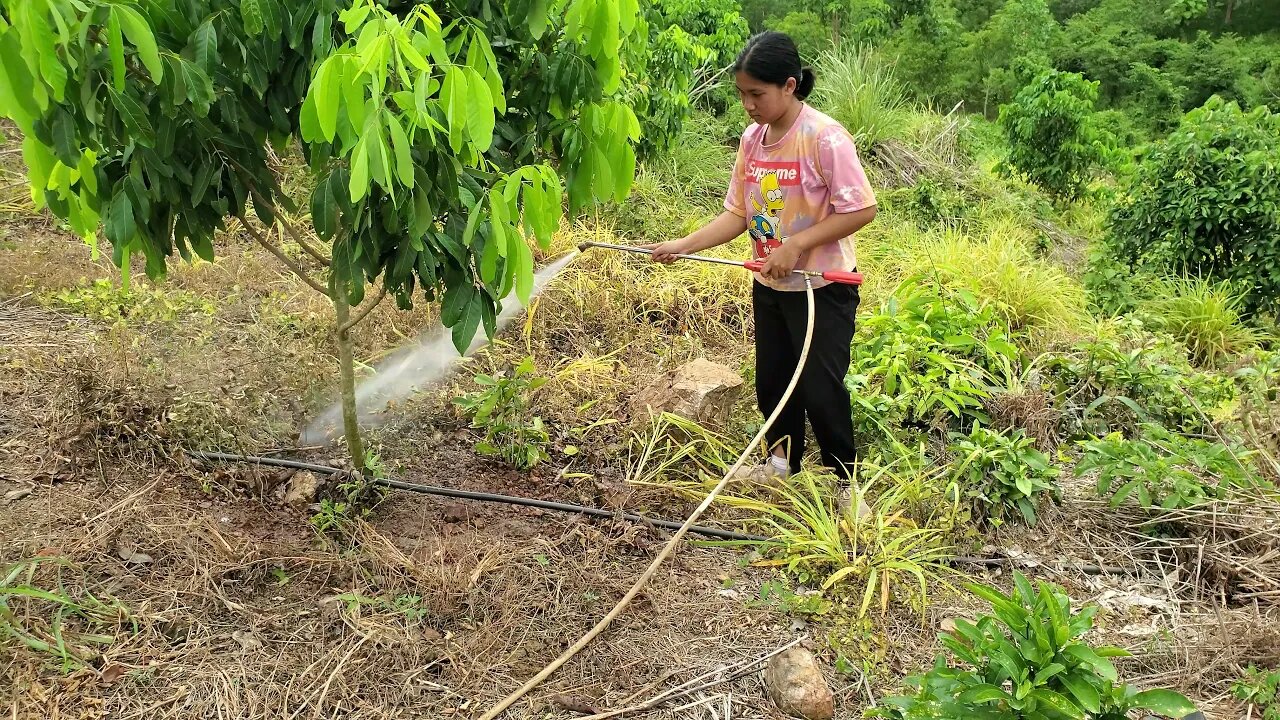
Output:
[837, 483, 873, 522]
[730, 456, 790, 488]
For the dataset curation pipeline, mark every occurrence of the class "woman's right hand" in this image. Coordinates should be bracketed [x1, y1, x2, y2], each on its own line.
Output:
[641, 238, 689, 264]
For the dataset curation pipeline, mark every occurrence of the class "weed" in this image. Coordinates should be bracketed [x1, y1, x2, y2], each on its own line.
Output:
[948, 424, 1061, 526]
[873, 572, 1198, 720]
[811, 44, 911, 150]
[710, 470, 954, 618]
[1041, 319, 1237, 437]
[1077, 424, 1261, 510]
[1233, 666, 1280, 720]
[43, 278, 216, 324]
[1142, 277, 1262, 367]
[1, 557, 131, 673]
[453, 356, 551, 470]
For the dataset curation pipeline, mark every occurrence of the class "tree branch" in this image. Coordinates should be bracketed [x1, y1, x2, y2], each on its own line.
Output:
[251, 187, 332, 268]
[238, 216, 332, 298]
[338, 285, 389, 334]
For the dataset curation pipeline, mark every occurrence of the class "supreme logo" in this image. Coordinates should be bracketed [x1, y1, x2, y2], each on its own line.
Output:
[745, 160, 801, 186]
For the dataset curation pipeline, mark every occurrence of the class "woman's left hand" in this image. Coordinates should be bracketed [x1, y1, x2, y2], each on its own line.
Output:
[760, 243, 802, 280]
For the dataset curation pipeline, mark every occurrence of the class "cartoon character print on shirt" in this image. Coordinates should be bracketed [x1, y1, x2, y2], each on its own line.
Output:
[745, 159, 802, 260]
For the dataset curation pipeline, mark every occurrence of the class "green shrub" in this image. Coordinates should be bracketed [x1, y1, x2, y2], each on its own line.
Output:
[43, 278, 217, 324]
[1108, 96, 1280, 315]
[948, 425, 1060, 525]
[873, 572, 1198, 720]
[1234, 666, 1280, 720]
[1141, 277, 1262, 367]
[453, 357, 550, 470]
[1041, 320, 1237, 436]
[1078, 423, 1260, 509]
[1081, 246, 1156, 317]
[997, 69, 1112, 201]
[768, 11, 833, 61]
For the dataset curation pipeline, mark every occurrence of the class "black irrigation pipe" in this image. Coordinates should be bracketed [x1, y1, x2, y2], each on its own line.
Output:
[187, 450, 768, 542]
[188, 451, 1134, 576]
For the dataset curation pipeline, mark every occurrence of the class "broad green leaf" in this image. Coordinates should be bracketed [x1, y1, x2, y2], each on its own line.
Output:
[1063, 645, 1117, 682]
[1131, 689, 1197, 718]
[1058, 672, 1100, 714]
[462, 193, 484, 247]
[451, 293, 483, 354]
[315, 59, 341, 142]
[105, 189, 135, 245]
[311, 177, 339, 240]
[465, 67, 494, 151]
[180, 60, 214, 116]
[107, 11, 126, 91]
[51, 108, 78, 167]
[527, 0, 548, 38]
[1029, 689, 1084, 719]
[441, 277, 473, 327]
[191, 20, 218, 71]
[77, 152, 97, 195]
[108, 88, 155, 145]
[349, 137, 370, 202]
[242, 0, 265, 35]
[441, 66, 465, 153]
[512, 233, 534, 305]
[957, 684, 1010, 705]
[115, 6, 164, 83]
[385, 113, 414, 187]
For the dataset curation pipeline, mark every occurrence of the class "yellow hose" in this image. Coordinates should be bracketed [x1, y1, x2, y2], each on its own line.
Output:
[477, 278, 818, 720]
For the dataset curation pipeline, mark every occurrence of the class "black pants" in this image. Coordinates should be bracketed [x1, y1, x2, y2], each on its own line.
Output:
[753, 279, 859, 478]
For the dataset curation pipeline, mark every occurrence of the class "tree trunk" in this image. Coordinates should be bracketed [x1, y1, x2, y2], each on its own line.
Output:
[331, 288, 367, 475]
[1224, 0, 1234, 25]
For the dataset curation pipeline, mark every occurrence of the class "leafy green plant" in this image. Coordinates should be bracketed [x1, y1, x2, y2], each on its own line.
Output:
[873, 572, 1198, 720]
[997, 69, 1111, 202]
[1077, 424, 1260, 509]
[948, 425, 1060, 526]
[1141, 277, 1262, 367]
[1233, 665, 1280, 720]
[454, 356, 550, 470]
[710, 470, 955, 618]
[1109, 96, 1280, 315]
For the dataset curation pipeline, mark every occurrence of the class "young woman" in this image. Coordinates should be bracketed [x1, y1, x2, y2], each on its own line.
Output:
[645, 31, 878, 502]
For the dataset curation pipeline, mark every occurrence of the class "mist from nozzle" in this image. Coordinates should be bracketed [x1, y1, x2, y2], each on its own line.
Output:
[300, 250, 580, 447]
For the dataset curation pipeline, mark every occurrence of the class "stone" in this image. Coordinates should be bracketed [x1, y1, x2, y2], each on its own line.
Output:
[763, 647, 835, 720]
[283, 471, 323, 507]
[629, 359, 745, 426]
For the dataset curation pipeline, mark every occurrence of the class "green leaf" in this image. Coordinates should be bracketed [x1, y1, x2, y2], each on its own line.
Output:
[1029, 689, 1084, 719]
[1058, 672, 1100, 714]
[191, 20, 218, 71]
[1063, 645, 1117, 682]
[957, 684, 1010, 705]
[349, 137, 369, 202]
[180, 60, 214, 117]
[242, 0, 265, 35]
[513, 233, 534, 305]
[1131, 689, 1197, 718]
[311, 177, 339, 240]
[105, 189, 135, 246]
[107, 10, 127, 92]
[465, 67, 495, 151]
[315, 59, 341, 143]
[108, 88, 155, 145]
[385, 113, 414, 187]
[441, 66, 466, 153]
[451, 293, 483, 355]
[527, 0, 548, 38]
[114, 6, 163, 83]
[50, 108, 78, 167]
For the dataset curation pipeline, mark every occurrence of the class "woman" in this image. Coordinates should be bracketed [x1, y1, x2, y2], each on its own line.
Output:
[645, 31, 878, 504]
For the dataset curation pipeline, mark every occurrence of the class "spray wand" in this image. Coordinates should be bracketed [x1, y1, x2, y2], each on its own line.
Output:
[577, 241, 864, 286]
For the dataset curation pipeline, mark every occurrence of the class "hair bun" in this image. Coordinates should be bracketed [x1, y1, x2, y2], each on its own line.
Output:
[796, 66, 816, 101]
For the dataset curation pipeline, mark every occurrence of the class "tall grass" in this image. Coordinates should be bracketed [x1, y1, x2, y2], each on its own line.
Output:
[902, 226, 1087, 339]
[811, 45, 911, 149]
[1142, 277, 1262, 367]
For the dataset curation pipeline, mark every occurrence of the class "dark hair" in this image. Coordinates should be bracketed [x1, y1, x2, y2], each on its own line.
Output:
[732, 31, 816, 101]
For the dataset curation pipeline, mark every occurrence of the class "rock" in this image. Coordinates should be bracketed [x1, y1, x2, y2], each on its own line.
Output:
[4, 488, 32, 503]
[283, 471, 322, 507]
[763, 647, 834, 720]
[630, 359, 745, 426]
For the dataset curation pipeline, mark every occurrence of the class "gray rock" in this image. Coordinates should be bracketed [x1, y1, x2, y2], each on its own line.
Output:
[763, 647, 834, 720]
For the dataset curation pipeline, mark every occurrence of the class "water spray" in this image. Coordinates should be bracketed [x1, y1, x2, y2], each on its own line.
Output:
[576, 240, 865, 286]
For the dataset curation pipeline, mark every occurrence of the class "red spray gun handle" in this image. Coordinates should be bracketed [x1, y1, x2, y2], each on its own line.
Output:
[743, 260, 864, 286]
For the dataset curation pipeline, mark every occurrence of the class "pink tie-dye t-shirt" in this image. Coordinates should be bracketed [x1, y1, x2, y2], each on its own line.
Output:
[723, 104, 877, 291]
